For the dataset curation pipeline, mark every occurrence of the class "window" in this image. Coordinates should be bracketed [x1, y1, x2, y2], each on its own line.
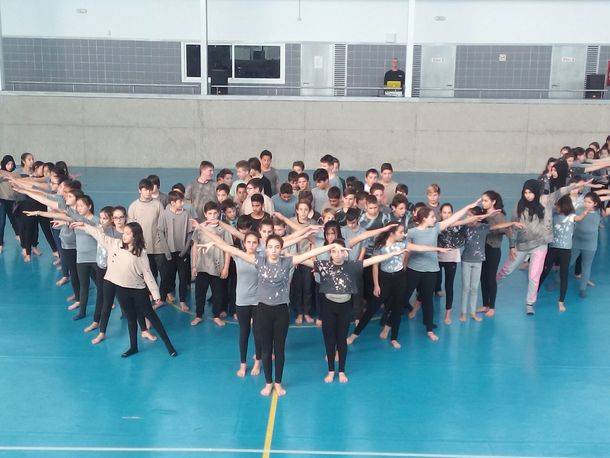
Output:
[182, 43, 285, 84]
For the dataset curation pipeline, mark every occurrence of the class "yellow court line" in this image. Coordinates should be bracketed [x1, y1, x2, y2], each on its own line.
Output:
[262, 391, 279, 458]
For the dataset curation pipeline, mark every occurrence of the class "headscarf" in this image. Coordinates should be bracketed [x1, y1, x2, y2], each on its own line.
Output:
[517, 179, 544, 221]
[1, 155, 15, 171]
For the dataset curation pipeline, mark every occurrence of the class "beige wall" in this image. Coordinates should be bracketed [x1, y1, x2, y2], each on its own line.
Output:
[1, 93, 609, 173]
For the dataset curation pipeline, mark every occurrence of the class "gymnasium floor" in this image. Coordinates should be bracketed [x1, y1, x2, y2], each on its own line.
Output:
[1, 168, 609, 458]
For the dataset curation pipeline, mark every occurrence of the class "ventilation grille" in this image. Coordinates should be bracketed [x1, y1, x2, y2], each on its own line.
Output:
[333, 43, 347, 96]
[411, 44, 422, 97]
[585, 45, 600, 75]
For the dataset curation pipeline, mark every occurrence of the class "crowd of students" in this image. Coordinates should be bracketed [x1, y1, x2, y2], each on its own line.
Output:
[1, 140, 610, 397]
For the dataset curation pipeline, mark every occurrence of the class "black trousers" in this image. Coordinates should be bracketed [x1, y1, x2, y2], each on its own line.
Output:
[380, 271, 407, 341]
[321, 296, 352, 372]
[539, 247, 571, 302]
[256, 303, 289, 384]
[439, 262, 457, 310]
[290, 264, 313, 316]
[52, 228, 69, 277]
[404, 268, 436, 333]
[62, 248, 80, 298]
[76, 262, 98, 316]
[226, 259, 237, 316]
[195, 272, 226, 318]
[115, 285, 175, 354]
[0, 198, 19, 246]
[236, 305, 261, 364]
[38, 216, 57, 253]
[480, 245, 501, 309]
[160, 252, 189, 302]
[18, 211, 38, 255]
[94, 279, 147, 334]
[147, 253, 167, 283]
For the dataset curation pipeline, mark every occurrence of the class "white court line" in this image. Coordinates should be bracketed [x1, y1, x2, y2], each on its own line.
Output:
[0, 446, 566, 458]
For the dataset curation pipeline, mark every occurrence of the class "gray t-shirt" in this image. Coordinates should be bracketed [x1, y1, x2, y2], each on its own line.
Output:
[234, 257, 259, 306]
[550, 213, 575, 250]
[66, 208, 99, 263]
[314, 259, 362, 295]
[462, 224, 491, 263]
[341, 225, 365, 261]
[263, 168, 280, 195]
[254, 252, 294, 305]
[272, 194, 297, 218]
[406, 223, 441, 272]
[57, 199, 76, 249]
[185, 179, 216, 220]
[572, 210, 601, 252]
[311, 187, 329, 214]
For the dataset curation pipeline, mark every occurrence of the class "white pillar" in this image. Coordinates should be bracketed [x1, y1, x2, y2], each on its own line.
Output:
[404, 0, 416, 98]
[200, 0, 209, 95]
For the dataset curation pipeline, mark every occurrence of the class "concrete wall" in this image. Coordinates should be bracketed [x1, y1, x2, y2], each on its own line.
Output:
[1, 93, 609, 173]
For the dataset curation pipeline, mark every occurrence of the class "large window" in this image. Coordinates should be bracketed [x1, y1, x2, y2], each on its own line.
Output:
[182, 43, 285, 84]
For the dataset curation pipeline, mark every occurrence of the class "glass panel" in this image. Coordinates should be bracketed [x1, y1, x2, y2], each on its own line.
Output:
[186, 44, 201, 78]
[234, 45, 281, 79]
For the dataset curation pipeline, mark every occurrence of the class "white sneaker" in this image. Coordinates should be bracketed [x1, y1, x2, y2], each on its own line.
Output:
[526, 305, 535, 315]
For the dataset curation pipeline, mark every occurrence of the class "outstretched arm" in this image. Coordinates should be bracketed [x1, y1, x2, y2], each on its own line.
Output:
[197, 225, 255, 264]
[362, 247, 408, 268]
[439, 199, 481, 231]
[11, 184, 61, 210]
[273, 212, 302, 232]
[24, 209, 72, 222]
[348, 223, 397, 247]
[292, 243, 345, 266]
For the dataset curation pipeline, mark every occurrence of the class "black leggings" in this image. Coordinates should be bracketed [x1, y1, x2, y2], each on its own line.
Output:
[290, 264, 313, 316]
[382, 271, 407, 341]
[195, 272, 226, 318]
[115, 285, 175, 354]
[0, 198, 19, 246]
[538, 247, 571, 302]
[322, 296, 352, 372]
[404, 268, 436, 333]
[438, 262, 457, 310]
[94, 280, 147, 334]
[38, 216, 57, 253]
[76, 262, 98, 316]
[236, 305, 261, 364]
[480, 245, 501, 309]
[160, 252, 189, 303]
[62, 248, 80, 298]
[18, 210, 38, 255]
[256, 303, 289, 384]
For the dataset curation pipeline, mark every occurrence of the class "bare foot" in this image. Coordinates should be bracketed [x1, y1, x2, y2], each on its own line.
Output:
[436, 290, 446, 297]
[260, 384, 273, 396]
[558, 301, 566, 312]
[304, 315, 314, 324]
[470, 313, 482, 322]
[485, 309, 496, 317]
[251, 360, 261, 376]
[66, 295, 76, 302]
[444, 310, 452, 325]
[112, 303, 116, 309]
[353, 319, 359, 326]
[324, 372, 335, 383]
[237, 363, 247, 378]
[179, 302, 190, 312]
[295, 314, 303, 325]
[220, 311, 228, 319]
[459, 313, 467, 322]
[32, 247, 42, 256]
[408, 301, 421, 319]
[346, 334, 358, 345]
[166, 293, 175, 304]
[91, 333, 105, 344]
[56, 276, 69, 287]
[315, 319, 322, 327]
[476, 306, 489, 313]
[190, 317, 203, 326]
[574, 274, 582, 279]
[141, 330, 157, 341]
[274, 383, 286, 396]
[23, 254, 31, 263]
[0, 245, 3, 254]
[145, 318, 152, 330]
[379, 325, 390, 340]
[67, 302, 80, 311]
[213, 317, 226, 327]
[427, 332, 439, 342]
[84, 322, 99, 333]
[587, 280, 595, 287]
[233, 314, 237, 321]
[390, 340, 401, 349]
[338, 372, 348, 383]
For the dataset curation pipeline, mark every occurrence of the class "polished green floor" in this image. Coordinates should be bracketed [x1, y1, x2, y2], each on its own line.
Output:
[1, 168, 609, 457]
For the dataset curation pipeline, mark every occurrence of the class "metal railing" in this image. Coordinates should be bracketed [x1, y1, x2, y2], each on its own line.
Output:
[5, 80, 609, 100]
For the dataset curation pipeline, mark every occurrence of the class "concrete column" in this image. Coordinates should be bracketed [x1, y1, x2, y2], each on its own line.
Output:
[404, 0, 416, 98]
[200, 0, 208, 95]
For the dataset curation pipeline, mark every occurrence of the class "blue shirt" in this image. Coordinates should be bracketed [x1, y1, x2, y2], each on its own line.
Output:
[573, 210, 601, 252]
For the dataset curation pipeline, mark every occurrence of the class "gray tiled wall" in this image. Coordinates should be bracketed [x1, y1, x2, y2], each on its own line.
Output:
[454, 45, 552, 99]
[346, 44, 407, 96]
[2, 38, 200, 94]
[228, 43, 301, 96]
